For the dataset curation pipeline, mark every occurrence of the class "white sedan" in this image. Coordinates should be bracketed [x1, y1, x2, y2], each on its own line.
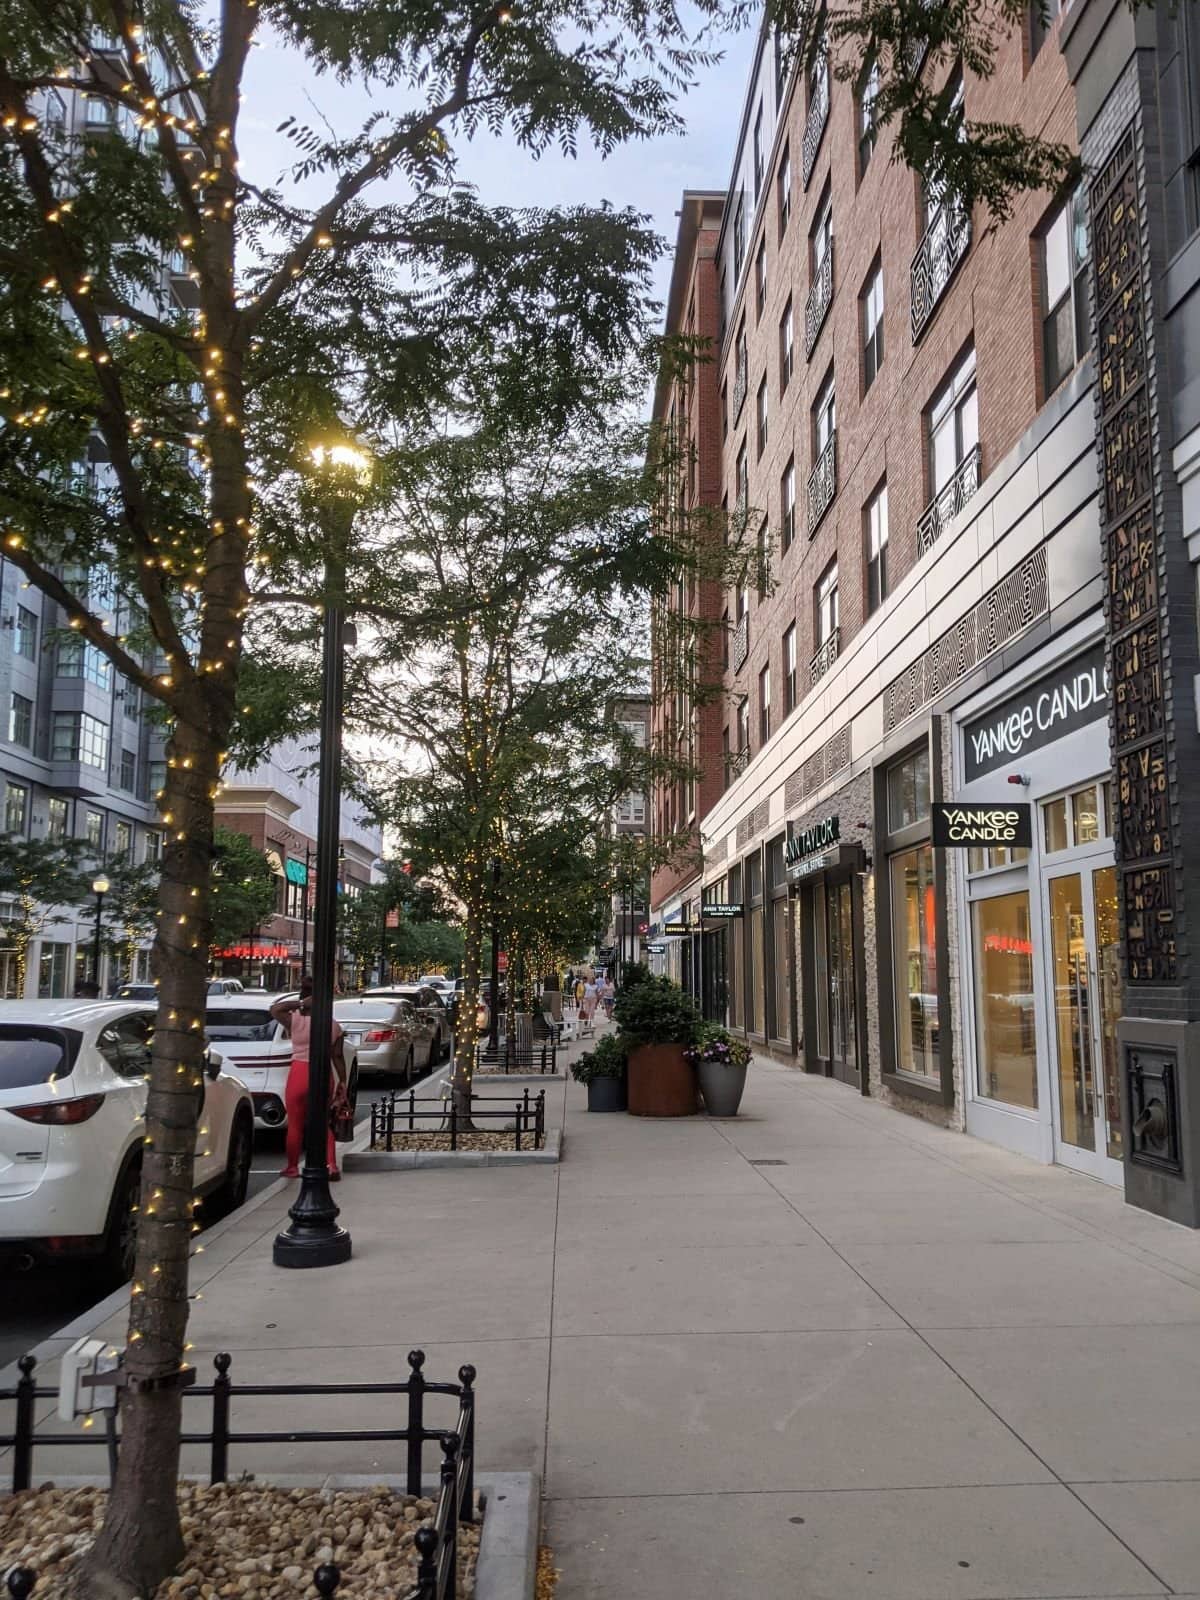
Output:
[0, 1000, 254, 1283]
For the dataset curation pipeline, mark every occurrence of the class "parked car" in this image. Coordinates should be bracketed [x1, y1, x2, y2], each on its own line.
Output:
[0, 1000, 254, 1281]
[333, 997, 436, 1081]
[204, 996, 359, 1130]
[113, 983, 159, 1001]
[207, 978, 245, 997]
[362, 985, 452, 1062]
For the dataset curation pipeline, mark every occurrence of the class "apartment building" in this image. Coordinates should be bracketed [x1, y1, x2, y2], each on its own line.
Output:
[650, 2, 1200, 1224]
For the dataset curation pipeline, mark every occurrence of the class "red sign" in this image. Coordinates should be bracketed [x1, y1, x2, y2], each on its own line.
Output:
[214, 943, 291, 960]
[497, 951, 509, 972]
[385, 909, 400, 929]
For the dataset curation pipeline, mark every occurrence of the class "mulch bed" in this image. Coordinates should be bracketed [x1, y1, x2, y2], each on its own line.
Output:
[0, 1482, 481, 1599]
[372, 1131, 545, 1152]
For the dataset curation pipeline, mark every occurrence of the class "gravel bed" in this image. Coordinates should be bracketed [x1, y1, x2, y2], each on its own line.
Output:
[371, 1131, 544, 1151]
[0, 1482, 481, 1599]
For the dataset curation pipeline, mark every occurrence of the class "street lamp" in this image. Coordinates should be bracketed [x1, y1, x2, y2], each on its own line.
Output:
[274, 436, 372, 1271]
[91, 874, 110, 990]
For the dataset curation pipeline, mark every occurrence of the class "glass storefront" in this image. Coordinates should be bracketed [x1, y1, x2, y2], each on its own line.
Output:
[38, 940, 70, 998]
[972, 890, 1037, 1108]
[749, 906, 765, 1034]
[772, 896, 791, 1043]
[891, 845, 938, 1077]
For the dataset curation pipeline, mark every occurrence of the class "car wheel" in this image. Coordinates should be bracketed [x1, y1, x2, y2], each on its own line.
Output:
[98, 1158, 142, 1287]
[440, 1026, 452, 1062]
[402, 1046, 414, 1085]
[346, 1066, 359, 1116]
[209, 1110, 253, 1220]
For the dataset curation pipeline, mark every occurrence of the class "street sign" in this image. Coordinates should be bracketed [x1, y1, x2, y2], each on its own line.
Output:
[932, 802, 1032, 848]
[702, 902, 743, 918]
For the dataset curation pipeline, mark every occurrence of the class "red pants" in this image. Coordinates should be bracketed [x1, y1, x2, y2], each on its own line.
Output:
[285, 1059, 338, 1172]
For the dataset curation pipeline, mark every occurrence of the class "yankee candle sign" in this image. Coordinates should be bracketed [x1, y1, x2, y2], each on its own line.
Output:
[963, 643, 1108, 780]
[932, 803, 1032, 848]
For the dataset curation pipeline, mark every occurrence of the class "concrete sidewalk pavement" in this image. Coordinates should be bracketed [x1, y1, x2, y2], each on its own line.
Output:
[12, 1037, 1200, 1597]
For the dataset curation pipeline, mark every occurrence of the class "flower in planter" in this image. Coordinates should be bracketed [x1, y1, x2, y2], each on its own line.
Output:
[684, 1023, 752, 1070]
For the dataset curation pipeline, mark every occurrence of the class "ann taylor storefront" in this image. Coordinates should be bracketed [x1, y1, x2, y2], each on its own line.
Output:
[953, 628, 1121, 1185]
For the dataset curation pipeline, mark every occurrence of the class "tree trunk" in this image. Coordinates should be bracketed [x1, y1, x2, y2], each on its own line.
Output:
[77, 712, 222, 1600]
[451, 891, 483, 1120]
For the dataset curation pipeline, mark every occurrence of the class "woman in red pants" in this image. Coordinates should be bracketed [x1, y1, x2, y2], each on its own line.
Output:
[271, 979, 348, 1180]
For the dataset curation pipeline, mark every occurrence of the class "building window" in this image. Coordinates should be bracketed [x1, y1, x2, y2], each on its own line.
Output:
[38, 941, 70, 999]
[735, 441, 749, 514]
[758, 663, 771, 746]
[14, 605, 37, 661]
[47, 798, 68, 841]
[783, 623, 798, 713]
[8, 692, 31, 748]
[892, 845, 939, 1078]
[119, 748, 136, 791]
[813, 372, 836, 456]
[778, 144, 792, 234]
[4, 782, 28, 835]
[929, 344, 978, 496]
[52, 711, 110, 771]
[780, 298, 794, 391]
[888, 744, 931, 831]
[1029, 0, 1062, 61]
[57, 637, 112, 688]
[732, 192, 747, 282]
[858, 62, 879, 174]
[756, 375, 768, 457]
[722, 724, 731, 787]
[737, 697, 750, 757]
[781, 457, 796, 553]
[721, 380, 729, 439]
[752, 101, 765, 199]
[811, 188, 833, 289]
[815, 560, 839, 646]
[84, 809, 104, 851]
[1039, 187, 1090, 395]
[144, 829, 162, 863]
[147, 758, 167, 798]
[756, 519, 769, 598]
[865, 481, 889, 614]
[755, 234, 767, 318]
[114, 819, 132, 858]
[973, 890, 1037, 1108]
[861, 257, 884, 391]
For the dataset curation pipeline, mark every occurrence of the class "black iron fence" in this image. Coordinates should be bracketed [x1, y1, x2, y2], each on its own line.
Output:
[0, 1350, 475, 1600]
[369, 1087, 545, 1152]
[474, 1037, 558, 1075]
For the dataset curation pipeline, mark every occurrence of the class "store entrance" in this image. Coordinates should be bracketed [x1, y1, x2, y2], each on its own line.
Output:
[815, 877, 858, 1087]
[1045, 854, 1122, 1185]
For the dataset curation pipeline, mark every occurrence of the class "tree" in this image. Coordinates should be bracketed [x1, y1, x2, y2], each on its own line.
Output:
[209, 828, 278, 954]
[0, 835, 90, 994]
[0, 5, 747, 1585]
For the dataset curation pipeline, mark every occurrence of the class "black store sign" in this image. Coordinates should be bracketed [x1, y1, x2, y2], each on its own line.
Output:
[963, 644, 1109, 781]
[932, 803, 1032, 849]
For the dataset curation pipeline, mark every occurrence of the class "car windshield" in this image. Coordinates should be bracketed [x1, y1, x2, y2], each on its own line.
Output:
[0, 1025, 83, 1089]
[204, 1009, 276, 1041]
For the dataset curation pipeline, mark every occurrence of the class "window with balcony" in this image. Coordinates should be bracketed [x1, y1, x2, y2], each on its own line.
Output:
[732, 192, 747, 283]
[721, 380, 729, 439]
[784, 623, 798, 713]
[8, 692, 31, 749]
[862, 257, 884, 391]
[756, 375, 768, 457]
[47, 798, 68, 841]
[52, 711, 110, 771]
[57, 637, 112, 688]
[814, 373, 835, 456]
[756, 520, 770, 598]
[911, 74, 969, 341]
[84, 809, 104, 851]
[781, 457, 796, 554]
[735, 441, 749, 520]
[759, 664, 772, 746]
[778, 143, 792, 235]
[732, 322, 748, 421]
[809, 373, 837, 534]
[5, 782, 28, 836]
[812, 561, 840, 682]
[858, 62, 879, 175]
[754, 235, 768, 320]
[114, 820, 132, 858]
[1039, 187, 1090, 395]
[753, 101, 765, 199]
[806, 187, 834, 356]
[865, 480, 890, 615]
[920, 344, 980, 554]
[722, 724, 731, 788]
[1029, 0, 1062, 60]
[780, 298, 794, 392]
[737, 696, 751, 759]
[802, 45, 830, 187]
[14, 606, 37, 661]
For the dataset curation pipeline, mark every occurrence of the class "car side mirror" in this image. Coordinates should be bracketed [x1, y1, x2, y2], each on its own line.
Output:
[204, 1048, 223, 1081]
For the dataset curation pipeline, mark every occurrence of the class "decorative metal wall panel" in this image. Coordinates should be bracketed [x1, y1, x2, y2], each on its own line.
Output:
[731, 612, 749, 673]
[804, 242, 833, 358]
[783, 722, 852, 812]
[909, 199, 971, 343]
[807, 431, 836, 535]
[1098, 278, 1146, 408]
[801, 53, 829, 188]
[1102, 391, 1153, 522]
[1124, 863, 1177, 982]
[1111, 622, 1164, 745]
[1108, 501, 1157, 632]
[809, 627, 839, 685]
[708, 836, 727, 866]
[1117, 741, 1170, 861]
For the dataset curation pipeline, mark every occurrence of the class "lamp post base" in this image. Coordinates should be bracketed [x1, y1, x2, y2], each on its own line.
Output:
[273, 1168, 352, 1268]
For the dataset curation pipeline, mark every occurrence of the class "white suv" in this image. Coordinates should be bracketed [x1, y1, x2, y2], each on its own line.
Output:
[0, 1000, 254, 1283]
[204, 995, 359, 1131]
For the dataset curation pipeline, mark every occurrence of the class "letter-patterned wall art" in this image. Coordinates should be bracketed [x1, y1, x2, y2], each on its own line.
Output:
[1090, 129, 1178, 983]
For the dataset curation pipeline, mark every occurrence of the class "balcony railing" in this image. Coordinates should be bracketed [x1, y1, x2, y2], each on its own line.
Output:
[910, 198, 971, 342]
[810, 627, 840, 686]
[731, 612, 750, 672]
[728, 745, 750, 779]
[801, 51, 830, 188]
[916, 444, 981, 556]
[807, 430, 837, 536]
[804, 242, 833, 358]
[731, 356, 748, 423]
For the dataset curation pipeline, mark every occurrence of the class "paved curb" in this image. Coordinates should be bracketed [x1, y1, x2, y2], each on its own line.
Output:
[473, 1073, 563, 1084]
[343, 1130, 562, 1170]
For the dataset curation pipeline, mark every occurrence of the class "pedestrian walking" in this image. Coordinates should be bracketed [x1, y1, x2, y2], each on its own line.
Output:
[580, 976, 599, 1035]
[271, 978, 348, 1180]
[600, 975, 616, 1020]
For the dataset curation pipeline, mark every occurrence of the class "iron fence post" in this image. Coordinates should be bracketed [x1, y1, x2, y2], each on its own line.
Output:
[457, 1365, 476, 1524]
[210, 1352, 232, 1483]
[440, 1432, 460, 1599]
[7, 1569, 35, 1600]
[536, 1091, 545, 1147]
[13, 1354, 36, 1493]
[409, 1088, 416, 1133]
[413, 1526, 438, 1600]
[450, 1100, 457, 1151]
[313, 1563, 340, 1599]
[406, 1349, 426, 1495]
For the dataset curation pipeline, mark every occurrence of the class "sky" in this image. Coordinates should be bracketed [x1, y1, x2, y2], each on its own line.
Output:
[238, 17, 758, 337]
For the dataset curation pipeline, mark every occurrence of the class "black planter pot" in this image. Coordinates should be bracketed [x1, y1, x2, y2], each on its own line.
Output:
[586, 1074, 627, 1113]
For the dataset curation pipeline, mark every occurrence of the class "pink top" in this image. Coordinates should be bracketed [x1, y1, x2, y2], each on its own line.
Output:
[289, 1009, 342, 1063]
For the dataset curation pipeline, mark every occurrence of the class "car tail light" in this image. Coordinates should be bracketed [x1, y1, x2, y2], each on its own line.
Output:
[363, 1028, 398, 1044]
[9, 1094, 106, 1125]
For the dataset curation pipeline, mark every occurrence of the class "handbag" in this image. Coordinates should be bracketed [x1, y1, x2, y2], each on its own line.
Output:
[330, 1082, 355, 1143]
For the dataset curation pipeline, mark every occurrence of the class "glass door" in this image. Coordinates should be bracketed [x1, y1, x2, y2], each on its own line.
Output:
[827, 878, 858, 1086]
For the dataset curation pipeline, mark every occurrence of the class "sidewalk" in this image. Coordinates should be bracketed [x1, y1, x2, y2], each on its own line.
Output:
[14, 1038, 1200, 1597]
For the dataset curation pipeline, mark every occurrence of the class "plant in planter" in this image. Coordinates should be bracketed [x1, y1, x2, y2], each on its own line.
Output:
[619, 960, 651, 993]
[570, 1032, 629, 1112]
[686, 1024, 753, 1117]
[612, 975, 702, 1116]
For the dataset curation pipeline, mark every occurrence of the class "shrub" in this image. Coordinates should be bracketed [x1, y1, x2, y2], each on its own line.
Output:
[619, 960, 651, 993]
[570, 1031, 628, 1084]
[612, 973, 701, 1047]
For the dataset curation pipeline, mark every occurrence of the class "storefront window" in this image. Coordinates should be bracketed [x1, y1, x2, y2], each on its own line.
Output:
[1072, 785, 1099, 844]
[772, 896, 791, 1041]
[973, 891, 1037, 1108]
[749, 906, 765, 1034]
[814, 881, 829, 1059]
[887, 746, 930, 831]
[891, 845, 938, 1076]
[1043, 782, 1112, 853]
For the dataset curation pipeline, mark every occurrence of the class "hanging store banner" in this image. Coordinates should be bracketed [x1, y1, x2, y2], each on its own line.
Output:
[932, 802, 1032, 848]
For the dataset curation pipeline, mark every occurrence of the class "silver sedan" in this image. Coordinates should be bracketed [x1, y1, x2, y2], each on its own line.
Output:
[333, 997, 434, 1082]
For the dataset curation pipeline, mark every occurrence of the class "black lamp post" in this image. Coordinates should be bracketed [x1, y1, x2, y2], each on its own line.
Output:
[299, 842, 314, 979]
[487, 855, 502, 1054]
[274, 439, 371, 1270]
[91, 874, 110, 989]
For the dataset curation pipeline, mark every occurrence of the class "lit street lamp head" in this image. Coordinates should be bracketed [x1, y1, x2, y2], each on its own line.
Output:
[307, 440, 373, 494]
[92, 874, 111, 897]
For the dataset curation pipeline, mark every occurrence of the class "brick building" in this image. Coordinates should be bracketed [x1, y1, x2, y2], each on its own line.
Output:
[649, 3, 1200, 1223]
